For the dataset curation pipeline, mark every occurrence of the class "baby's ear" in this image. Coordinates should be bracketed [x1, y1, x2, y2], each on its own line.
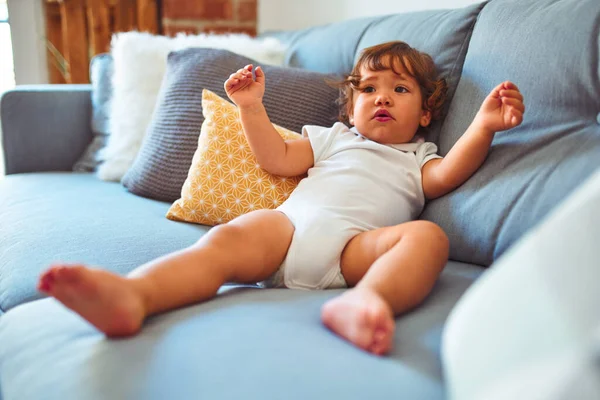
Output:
[420, 110, 432, 127]
[347, 107, 355, 126]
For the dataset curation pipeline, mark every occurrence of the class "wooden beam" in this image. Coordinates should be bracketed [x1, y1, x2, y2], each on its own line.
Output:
[114, 0, 137, 32]
[86, 0, 111, 55]
[59, 0, 89, 83]
[137, 0, 159, 33]
[43, 0, 162, 83]
[43, 1, 67, 83]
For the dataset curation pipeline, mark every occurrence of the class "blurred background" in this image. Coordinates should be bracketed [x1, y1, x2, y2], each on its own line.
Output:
[0, 0, 14, 93]
[0, 0, 14, 177]
[0, 0, 478, 178]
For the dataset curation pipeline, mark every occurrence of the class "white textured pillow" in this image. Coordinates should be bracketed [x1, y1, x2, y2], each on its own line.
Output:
[442, 168, 600, 400]
[96, 32, 287, 182]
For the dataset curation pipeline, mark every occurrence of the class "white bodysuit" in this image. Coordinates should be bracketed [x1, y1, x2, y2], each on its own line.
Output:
[263, 122, 441, 290]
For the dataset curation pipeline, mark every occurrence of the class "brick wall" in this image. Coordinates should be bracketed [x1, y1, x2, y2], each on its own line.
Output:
[162, 0, 257, 36]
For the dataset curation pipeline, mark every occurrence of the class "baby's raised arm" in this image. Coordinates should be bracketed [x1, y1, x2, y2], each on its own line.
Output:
[224, 65, 314, 177]
[421, 81, 525, 199]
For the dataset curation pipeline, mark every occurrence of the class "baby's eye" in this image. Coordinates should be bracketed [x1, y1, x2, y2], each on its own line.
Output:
[395, 86, 408, 93]
[362, 86, 375, 93]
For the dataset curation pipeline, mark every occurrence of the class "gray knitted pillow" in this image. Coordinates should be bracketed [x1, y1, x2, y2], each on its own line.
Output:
[122, 48, 339, 202]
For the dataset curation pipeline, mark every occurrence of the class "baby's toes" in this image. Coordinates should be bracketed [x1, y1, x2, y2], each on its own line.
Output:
[368, 329, 388, 355]
[55, 264, 85, 284]
[369, 313, 395, 355]
[38, 270, 56, 292]
[38, 264, 66, 292]
[370, 325, 394, 355]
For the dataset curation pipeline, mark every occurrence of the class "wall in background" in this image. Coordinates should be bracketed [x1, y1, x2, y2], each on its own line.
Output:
[7, 0, 258, 87]
[258, 0, 482, 32]
[163, 0, 257, 36]
[0, 1, 15, 92]
[5, 0, 483, 86]
[3, 0, 48, 178]
[7, 0, 48, 85]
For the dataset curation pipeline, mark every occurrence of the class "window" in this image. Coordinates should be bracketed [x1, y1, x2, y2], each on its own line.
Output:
[0, 0, 11, 177]
[0, 0, 15, 94]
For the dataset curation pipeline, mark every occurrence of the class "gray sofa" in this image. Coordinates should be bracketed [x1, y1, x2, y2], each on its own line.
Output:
[1, 0, 599, 399]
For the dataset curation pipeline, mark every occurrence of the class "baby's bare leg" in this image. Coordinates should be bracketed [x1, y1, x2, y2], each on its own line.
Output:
[38, 210, 294, 336]
[321, 221, 449, 355]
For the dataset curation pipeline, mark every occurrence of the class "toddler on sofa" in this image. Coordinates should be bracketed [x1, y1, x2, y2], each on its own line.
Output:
[38, 41, 524, 355]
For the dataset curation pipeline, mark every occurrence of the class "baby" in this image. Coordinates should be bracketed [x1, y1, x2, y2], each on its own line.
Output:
[38, 41, 524, 355]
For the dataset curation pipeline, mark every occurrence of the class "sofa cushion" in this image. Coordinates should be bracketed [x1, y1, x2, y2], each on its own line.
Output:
[121, 48, 339, 203]
[421, 0, 600, 266]
[268, 16, 380, 76]
[73, 54, 113, 172]
[0, 86, 93, 175]
[166, 90, 304, 226]
[443, 167, 600, 400]
[95, 32, 287, 183]
[268, 2, 486, 144]
[0, 261, 484, 400]
[0, 173, 208, 313]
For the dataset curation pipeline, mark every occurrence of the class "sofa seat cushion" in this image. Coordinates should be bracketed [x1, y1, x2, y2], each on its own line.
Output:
[0, 172, 209, 313]
[0, 261, 483, 400]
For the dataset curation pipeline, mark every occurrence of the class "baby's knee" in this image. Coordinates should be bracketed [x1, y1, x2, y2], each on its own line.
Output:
[199, 223, 249, 250]
[410, 221, 449, 250]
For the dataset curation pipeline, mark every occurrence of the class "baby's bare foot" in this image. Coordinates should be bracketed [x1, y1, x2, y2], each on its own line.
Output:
[38, 264, 146, 337]
[321, 288, 395, 355]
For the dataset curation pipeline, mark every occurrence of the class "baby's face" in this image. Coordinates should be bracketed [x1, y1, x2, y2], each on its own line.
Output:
[349, 57, 431, 144]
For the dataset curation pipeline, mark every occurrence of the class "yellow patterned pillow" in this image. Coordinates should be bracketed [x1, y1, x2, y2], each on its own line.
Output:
[166, 89, 304, 226]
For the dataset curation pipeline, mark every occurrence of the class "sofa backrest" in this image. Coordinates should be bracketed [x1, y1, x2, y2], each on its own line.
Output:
[269, 0, 600, 266]
[266, 2, 487, 145]
[421, 0, 600, 265]
[85, 0, 600, 268]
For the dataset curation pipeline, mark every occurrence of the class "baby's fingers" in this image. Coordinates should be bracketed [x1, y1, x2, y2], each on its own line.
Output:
[225, 75, 249, 93]
[254, 66, 265, 85]
[225, 75, 240, 91]
[502, 96, 525, 113]
[502, 81, 519, 91]
[490, 81, 520, 99]
[230, 70, 250, 82]
[499, 89, 523, 102]
[236, 66, 253, 79]
[509, 108, 524, 127]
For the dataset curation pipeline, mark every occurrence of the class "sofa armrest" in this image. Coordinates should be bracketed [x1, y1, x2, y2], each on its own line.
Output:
[0, 84, 93, 175]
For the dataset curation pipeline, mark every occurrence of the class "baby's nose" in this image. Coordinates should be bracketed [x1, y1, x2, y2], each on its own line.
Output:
[375, 95, 391, 105]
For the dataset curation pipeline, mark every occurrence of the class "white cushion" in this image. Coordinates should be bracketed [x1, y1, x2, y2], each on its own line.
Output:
[442, 167, 600, 400]
[96, 32, 286, 182]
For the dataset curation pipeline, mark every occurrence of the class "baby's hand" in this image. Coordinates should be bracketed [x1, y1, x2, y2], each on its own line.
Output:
[475, 81, 525, 134]
[224, 64, 265, 109]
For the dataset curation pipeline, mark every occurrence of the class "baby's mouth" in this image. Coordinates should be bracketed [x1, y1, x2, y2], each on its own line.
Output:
[373, 109, 393, 122]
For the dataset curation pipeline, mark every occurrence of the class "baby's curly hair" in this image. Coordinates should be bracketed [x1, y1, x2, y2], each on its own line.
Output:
[333, 41, 448, 126]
